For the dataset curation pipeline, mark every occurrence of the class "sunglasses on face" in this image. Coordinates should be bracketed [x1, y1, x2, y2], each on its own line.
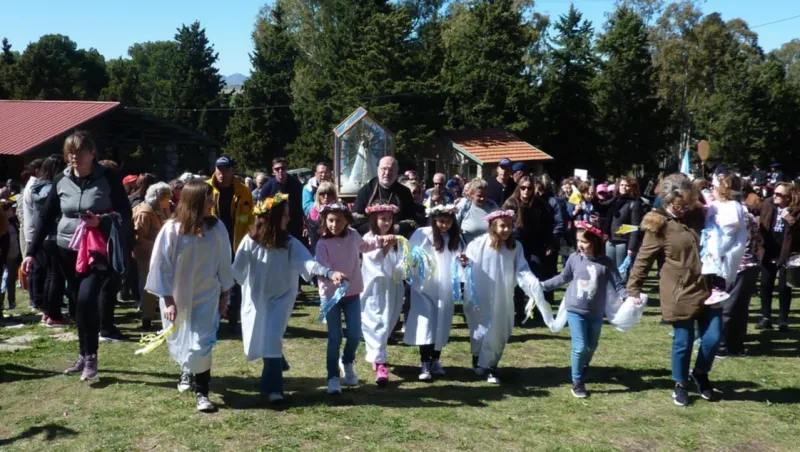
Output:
[669, 203, 690, 212]
[273, 166, 287, 172]
[775, 192, 788, 198]
[520, 186, 532, 191]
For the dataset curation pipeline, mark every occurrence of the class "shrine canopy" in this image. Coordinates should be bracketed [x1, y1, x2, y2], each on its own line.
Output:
[333, 107, 395, 197]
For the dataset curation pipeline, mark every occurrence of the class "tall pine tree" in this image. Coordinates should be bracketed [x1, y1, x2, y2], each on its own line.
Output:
[594, 6, 666, 174]
[225, 2, 298, 172]
[538, 6, 600, 177]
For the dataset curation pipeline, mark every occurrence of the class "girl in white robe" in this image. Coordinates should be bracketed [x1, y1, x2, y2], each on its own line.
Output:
[404, 204, 463, 381]
[232, 195, 345, 403]
[360, 203, 405, 386]
[462, 209, 546, 384]
[145, 181, 235, 412]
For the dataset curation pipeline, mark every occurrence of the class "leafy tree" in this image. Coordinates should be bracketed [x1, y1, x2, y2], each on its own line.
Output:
[538, 5, 601, 176]
[0, 38, 18, 99]
[594, 6, 666, 174]
[225, 2, 298, 172]
[772, 39, 800, 88]
[99, 58, 141, 105]
[12, 34, 107, 100]
[440, 0, 535, 132]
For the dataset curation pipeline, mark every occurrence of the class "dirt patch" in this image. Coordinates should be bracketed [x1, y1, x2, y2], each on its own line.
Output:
[0, 343, 33, 352]
[724, 440, 779, 452]
[3, 333, 40, 344]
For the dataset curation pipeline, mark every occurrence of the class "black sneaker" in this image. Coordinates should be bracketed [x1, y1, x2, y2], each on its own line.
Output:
[690, 370, 716, 401]
[141, 319, 153, 331]
[99, 329, 125, 343]
[673, 383, 690, 406]
[715, 347, 729, 359]
[755, 318, 773, 330]
[778, 323, 789, 332]
[571, 382, 588, 398]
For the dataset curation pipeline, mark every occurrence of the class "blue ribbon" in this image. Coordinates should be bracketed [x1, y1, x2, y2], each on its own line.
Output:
[408, 248, 427, 283]
[452, 255, 478, 308]
[318, 280, 350, 322]
[618, 255, 632, 276]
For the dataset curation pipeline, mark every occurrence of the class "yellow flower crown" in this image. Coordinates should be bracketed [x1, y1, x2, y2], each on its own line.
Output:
[253, 193, 289, 216]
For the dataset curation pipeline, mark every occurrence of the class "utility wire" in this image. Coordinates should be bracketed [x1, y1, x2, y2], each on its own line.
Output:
[751, 13, 800, 29]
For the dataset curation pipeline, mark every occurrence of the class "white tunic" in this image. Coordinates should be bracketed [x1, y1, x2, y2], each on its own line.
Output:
[232, 236, 321, 360]
[464, 234, 543, 369]
[403, 227, 463, 351]
[360, 232, 405, 363]
[145, 220, 235, 374]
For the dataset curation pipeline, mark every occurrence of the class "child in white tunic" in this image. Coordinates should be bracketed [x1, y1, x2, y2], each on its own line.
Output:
[361, 202, 405, 386]
[145, 181, 235, 412]
[461, 209, 546, 384]
[232, 195, 346, 403]
[405, 204, 463, 381]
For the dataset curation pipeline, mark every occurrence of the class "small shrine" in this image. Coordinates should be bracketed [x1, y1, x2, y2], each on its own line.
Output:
[333, 107, 395, 197]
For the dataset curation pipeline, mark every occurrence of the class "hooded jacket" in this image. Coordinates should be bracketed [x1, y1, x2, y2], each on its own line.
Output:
[627, 209, 710, 322]
[27, 162, 131, 258]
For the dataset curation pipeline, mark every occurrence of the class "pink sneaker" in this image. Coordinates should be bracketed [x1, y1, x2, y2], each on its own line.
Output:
[704, 289, 730, 306]
[375, 363, 389, 386]
[46, 318, 73, 328]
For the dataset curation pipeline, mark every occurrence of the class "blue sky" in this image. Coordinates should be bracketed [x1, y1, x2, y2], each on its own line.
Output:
[2, 0, 798, 76]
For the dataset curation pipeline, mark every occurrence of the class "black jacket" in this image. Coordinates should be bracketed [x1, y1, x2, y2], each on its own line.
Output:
[486, 177, 516, 207]
[259, 175, 305, 240]
[603, 195, 643, 250]
[504, 195, 555, 266]
[354, 178, 423, 223]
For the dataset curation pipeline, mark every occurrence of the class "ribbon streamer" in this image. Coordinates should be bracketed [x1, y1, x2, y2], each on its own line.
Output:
[318, 280, 350, 322]
[453, 255, 479, 309]
[135, 323, 176, 355]
[618, 255, 632, 276]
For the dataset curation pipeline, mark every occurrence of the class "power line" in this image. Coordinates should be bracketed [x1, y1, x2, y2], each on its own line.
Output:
[751, 13, 800, 29]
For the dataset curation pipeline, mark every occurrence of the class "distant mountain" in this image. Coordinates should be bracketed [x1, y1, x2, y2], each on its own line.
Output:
[224, 73, 248, 87]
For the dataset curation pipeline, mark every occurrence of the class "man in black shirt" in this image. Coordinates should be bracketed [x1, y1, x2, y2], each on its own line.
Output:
[485, 158, 517, 206]
[258, 157, 305, 241]
[354, 156, 423, 235]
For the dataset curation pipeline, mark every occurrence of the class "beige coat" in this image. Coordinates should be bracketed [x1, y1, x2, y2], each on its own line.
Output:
[627, 209, 711, 322]
[132, 203, 166, 263]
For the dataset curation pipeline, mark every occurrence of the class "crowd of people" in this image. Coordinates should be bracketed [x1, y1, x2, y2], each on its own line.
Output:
[1, 130, 798, 412]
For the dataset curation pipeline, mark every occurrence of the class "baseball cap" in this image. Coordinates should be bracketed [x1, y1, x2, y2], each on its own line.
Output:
[215, 156, 235, 168]
[608, 184, 616, 193]
[498, 158, 512, 167]
[511, 162, 527, 173]
[596, 183, 609, 194]
[446, 179, 460, 190]
[123, 175, 138, 185]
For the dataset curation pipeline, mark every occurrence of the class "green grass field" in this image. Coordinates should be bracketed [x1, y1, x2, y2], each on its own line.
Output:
[0, 278, 798, 452]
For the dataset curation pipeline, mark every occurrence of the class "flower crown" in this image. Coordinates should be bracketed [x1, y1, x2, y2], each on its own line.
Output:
[365, 202, 399, 215]
[318, 201, 350, 214]
[484, 209, 515, 222]
[426, 204, 458, 217]
[253, 193, 289, 216]
[575, 221, 607, 242]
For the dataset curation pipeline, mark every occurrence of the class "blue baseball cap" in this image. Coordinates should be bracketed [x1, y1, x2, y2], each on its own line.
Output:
[512, 162, 527, 173]
[498, 158, 512, 167]
[215, 156, 235, 168]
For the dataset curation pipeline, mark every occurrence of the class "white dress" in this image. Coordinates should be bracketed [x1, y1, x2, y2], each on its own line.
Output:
[360, 232, 405, 363]
[403, 227, 462, 351]
[464, 234, 544, 370]
[232, 236, 323, 360]
[701, 200, 747, 287]
[145, 220, 235, 374]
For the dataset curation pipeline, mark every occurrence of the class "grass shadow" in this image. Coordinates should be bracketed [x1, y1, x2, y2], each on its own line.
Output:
[0, 424, 78, 446]
[0, 364, 60, 384]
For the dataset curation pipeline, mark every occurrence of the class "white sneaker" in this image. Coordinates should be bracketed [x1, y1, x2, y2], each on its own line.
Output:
[327, 377, 342, 394]
[704, 289, 730, 306]
[342, 362, 358, 386]
[177, 372, 193, 393]
[195, 394, 215, 412]
[268, 392, 284, 403]
[431, 360, 446, 376]
[487, 369, 500, 384]
[418, 362, 433, 381]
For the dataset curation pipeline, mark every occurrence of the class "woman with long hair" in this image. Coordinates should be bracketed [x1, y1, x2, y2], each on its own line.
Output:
[603, 177, 644, 273]
[145, 180, 235, 412]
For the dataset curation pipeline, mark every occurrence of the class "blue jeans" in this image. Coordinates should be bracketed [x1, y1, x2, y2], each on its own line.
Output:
[606, 242, 628, 270]
[671, 308, 722, 384]
[567, 311, 603, 383]
[326, 295, 361, 379]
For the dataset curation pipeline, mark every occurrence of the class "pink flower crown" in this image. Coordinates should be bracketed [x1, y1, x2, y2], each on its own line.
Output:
[575, 221, 607, 241]
[318, 202, 350, 214]
[365, 203, 399, 214]
[484, 209, 515, 222]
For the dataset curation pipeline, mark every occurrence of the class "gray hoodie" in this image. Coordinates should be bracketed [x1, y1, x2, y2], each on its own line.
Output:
[542, 252, 627, 316]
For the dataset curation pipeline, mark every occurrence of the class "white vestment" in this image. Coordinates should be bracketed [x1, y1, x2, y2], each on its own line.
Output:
[360, 232, 405, 363]
[403, 227, 462, 351]
[464, 234, 544, 369]
[233, 236, 322, 360]
[145, 220, 235, 374]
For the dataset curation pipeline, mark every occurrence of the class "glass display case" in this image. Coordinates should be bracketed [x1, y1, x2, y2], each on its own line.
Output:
[333, 107, 395, 197]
